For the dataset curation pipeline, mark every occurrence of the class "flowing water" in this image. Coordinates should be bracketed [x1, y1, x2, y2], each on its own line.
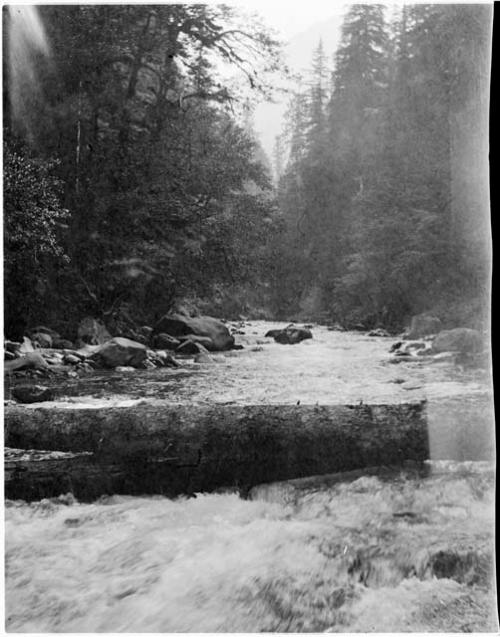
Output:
[4, 323, 497, 632]
[5, 463, 497, 632]
[5, 322, 495, 461]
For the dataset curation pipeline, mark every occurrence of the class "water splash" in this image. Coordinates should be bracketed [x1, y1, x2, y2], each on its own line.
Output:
[4, 465, 496, 632]
[7, 5, 50, 140]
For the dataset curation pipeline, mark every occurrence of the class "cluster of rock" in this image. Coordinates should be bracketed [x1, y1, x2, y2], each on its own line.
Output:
[388, 314, 486, 365]
[4, 314, 238, 401]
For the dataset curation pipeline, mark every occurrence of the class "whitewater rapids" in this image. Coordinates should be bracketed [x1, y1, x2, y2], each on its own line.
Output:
[5, 462, 497, 632]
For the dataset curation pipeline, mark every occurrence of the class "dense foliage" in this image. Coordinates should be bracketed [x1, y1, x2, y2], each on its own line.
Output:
[4, 5, 281, 336]
[3, 4, 492, 337]
[3, 140, 69, 337]
[273, 4, 491, 330]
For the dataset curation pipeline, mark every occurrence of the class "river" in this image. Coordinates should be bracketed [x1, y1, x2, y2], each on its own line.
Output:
[4, 322, 497, 632]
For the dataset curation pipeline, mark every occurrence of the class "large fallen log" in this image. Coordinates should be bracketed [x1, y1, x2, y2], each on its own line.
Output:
[4, 448, 122, 502]
[4, 401, 428, 501]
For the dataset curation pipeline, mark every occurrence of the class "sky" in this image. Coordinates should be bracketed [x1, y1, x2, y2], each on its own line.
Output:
[243, 2, 347, 162]
[241, 1, 346, 38]
[231, 0, 493, 164]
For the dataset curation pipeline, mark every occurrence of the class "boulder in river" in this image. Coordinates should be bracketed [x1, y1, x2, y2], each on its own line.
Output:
[404, 314, 442, 339]
[77, 317, 112, 346]
[153, 314, 234, 351]
[271, 326, 313, 345]
[431, 328, 483, 355]
[11, 385, 54, 404]
[91, 337, 147, 368]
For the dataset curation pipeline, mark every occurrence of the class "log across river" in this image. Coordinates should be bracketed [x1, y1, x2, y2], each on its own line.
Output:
[4, 322, 494, 500]
[5, 401, 428, 500]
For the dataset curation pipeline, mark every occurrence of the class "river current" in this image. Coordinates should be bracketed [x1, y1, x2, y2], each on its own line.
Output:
[4, 322, 497, 632]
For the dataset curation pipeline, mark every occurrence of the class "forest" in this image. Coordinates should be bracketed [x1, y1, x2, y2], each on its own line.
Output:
[3, 8, 496, 632]
[3, 4, 492, 338]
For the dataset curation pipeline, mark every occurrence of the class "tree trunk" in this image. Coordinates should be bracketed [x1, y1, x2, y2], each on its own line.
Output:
[4, 401, 428, 501]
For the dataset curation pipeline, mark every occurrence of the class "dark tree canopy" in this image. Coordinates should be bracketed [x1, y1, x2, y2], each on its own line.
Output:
[3, 4, 283, 336]
[271, 4, 491, 330]
[3, 4, 492, 336]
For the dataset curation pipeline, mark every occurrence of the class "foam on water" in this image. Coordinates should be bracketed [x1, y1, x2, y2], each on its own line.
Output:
[5, 465, 497, 632]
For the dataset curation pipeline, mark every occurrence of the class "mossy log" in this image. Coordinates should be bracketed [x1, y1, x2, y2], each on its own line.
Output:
[4, 402, 428, 501]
